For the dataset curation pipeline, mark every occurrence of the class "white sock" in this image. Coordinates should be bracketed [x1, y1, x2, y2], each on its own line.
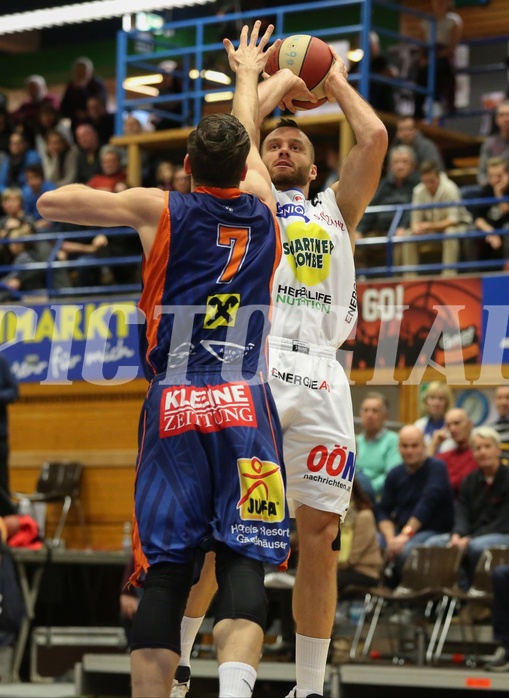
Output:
[218, 661, 257, 697]
[295, 633, 330, 697]
[178, 615, 204, 668]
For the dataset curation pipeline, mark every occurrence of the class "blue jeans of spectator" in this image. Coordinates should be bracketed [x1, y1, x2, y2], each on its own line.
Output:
[492, 565, 509, 648]
[425, 533, 509, 589]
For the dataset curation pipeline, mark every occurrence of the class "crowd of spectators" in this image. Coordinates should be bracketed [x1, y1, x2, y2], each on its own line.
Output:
[0, 58, 192, 295]
[352, 383, 509, 603]
[0, 3, 508, 289]
[355, 106, 509, 275]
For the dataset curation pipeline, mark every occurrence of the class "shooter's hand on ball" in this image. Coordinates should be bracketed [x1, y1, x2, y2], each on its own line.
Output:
[272, 70, 317, 113]
[324, 48, 348, 102]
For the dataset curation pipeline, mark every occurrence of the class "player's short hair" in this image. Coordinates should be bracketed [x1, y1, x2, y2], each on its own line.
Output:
[187, 114, 250, 188]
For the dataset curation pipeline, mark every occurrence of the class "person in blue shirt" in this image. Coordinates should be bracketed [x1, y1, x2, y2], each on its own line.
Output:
[21, 163, 56, 228]
[0, 131, 41, 194]
[377, 424, 455, 584]
[0, 353, 18, 516]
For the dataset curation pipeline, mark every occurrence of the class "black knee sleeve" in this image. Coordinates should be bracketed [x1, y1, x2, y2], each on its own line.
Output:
[130, 561, 195, 653]
[332, 522, 341, 551]
[213, 544, 268, 631]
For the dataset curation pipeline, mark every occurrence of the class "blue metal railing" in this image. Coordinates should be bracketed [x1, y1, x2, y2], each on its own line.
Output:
[114, 0, 439, 132]
[2, 196, 508, 299]
[439, 34, 509, 127]
[0, 227, 141, 299]
[356, 195, 509, 277]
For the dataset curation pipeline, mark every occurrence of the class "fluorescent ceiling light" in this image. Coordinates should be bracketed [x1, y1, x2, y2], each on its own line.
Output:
[204, 91, 233, 103]
[347, 48, 364, 63]
[122, 82, 160, 95]
[189, 69, 231, 85]
[124, 74, 163, 87]
[0, 0, 212, 35]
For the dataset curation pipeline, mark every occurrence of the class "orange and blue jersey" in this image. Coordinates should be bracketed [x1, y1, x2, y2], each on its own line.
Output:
[138, 187, 281, 382]
[132, 188, 289, 583]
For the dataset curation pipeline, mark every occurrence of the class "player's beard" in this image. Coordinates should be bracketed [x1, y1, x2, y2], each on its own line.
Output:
[269, 163, 309, 190]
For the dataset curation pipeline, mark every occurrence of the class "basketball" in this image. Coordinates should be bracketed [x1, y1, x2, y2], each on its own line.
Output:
[265, 34, 334, 110]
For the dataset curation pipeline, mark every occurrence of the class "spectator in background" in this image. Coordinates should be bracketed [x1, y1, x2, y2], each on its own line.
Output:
[154, 160, 175, 191]
[378, 425, 454, 584]
[392, 117, 445, 170]
[87, 146, 126, 192]
[467, 157, 509, 268]
[367, 31, 398, 115]
[355, 392, 400, 498]
[414, 380, 455, 451]
[337, 477, 383, 593]
[488, 385, 509, 454]
[9, 75, 60, 135]
[430, 407, 477, 496]
[151, 60, 184, 131]
[85, 96, 115, 146]
[0, 106, 14, 158]
[124, 114, 144, 138]
[0, 190, 66, 287]
[0, 188, 36, 236]
[74, 123, 101, 184]
[413, 0, 462, 120]
[58, 232, 107, 288]
[60, 57, 108, 134]
[405, 160, 472, 277]
[121, 115, 151, 185]
[22, 164, 57, 230]
[485, 565, 509, 672]
[355, 145, 419, 271]
[0, 132, 41, 193]
[426, 426, 509, 588]
[0, 353, 18, 517]
[33, 104, 73, 157]
[1, 224, 46, 292]
[41, 130, 79, 188]
[171, 166, 191, 194]
[478, 101, 509, 186]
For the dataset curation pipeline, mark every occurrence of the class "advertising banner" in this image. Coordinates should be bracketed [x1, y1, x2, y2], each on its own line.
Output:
[0, 300, 143, 384]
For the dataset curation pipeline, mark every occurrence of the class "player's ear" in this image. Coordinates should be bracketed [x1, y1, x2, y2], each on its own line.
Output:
[183, 154, 192, 175]
[240, 163, 248, 182]
[309, 164, 318, 182]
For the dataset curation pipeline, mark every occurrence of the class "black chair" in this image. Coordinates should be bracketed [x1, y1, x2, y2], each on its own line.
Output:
[12, 461, 86, 547]
[434, 546, 509, 665]
[352, 546, 463, 665]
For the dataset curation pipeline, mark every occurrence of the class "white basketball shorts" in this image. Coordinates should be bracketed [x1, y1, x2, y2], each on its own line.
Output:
[268, 336, 356, 519]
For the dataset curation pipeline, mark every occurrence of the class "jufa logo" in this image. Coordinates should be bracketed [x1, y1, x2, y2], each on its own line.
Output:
[237, 457, 285, 522]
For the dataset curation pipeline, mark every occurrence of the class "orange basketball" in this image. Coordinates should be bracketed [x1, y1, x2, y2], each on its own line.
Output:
[265, 34, 334, 110]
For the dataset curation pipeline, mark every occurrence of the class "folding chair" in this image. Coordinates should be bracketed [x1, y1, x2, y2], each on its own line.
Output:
[12, 461, 86, 547]
[434, 546, 509, 664]
[354, 546, 463, 664]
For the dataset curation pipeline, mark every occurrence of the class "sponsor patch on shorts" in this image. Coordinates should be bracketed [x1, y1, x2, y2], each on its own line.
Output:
[159, 382, 257, 436]
[236, 457, 285, 522]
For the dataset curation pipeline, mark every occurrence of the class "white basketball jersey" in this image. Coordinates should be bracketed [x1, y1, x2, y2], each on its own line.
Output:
[270, 186, 357, 348]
